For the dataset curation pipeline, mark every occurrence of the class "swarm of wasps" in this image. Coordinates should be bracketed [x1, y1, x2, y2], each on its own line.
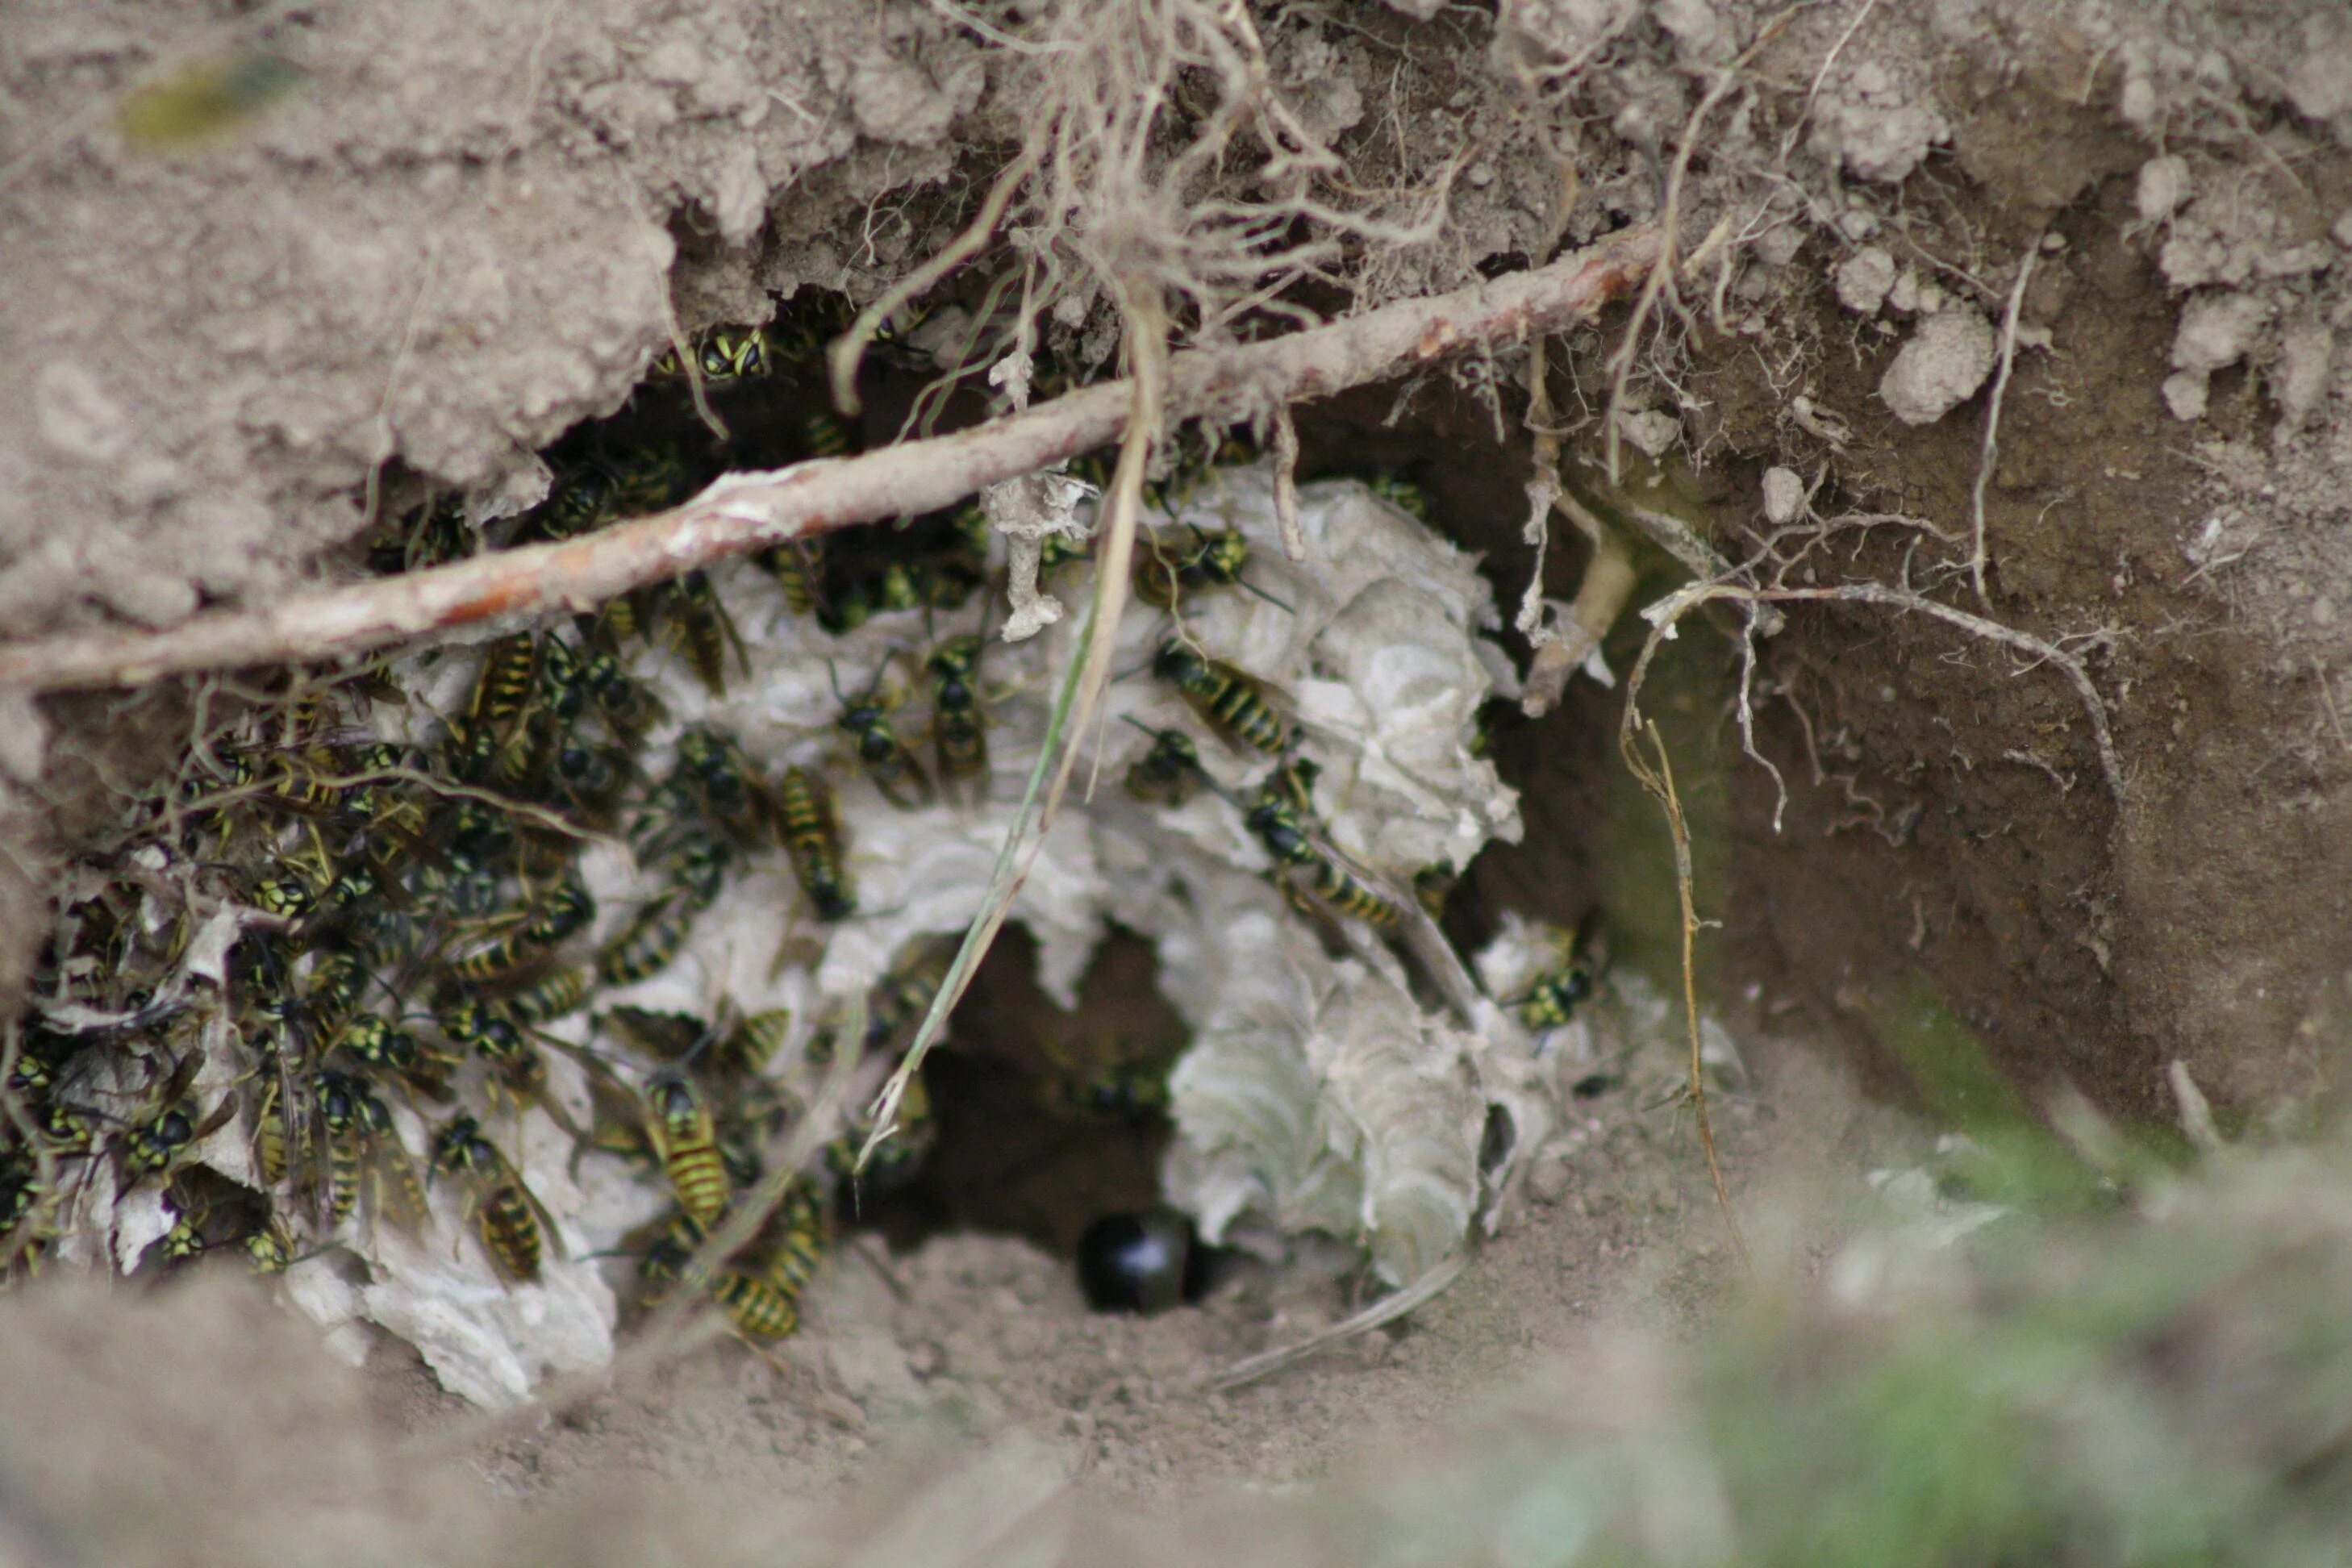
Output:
[2, 298, 1594, 1361]
[0, 306, 991, 1348]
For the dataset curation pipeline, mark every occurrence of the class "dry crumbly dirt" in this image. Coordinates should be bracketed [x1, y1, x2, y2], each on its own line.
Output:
[0, 1036, 1908, 1561]
[9, 0, 2352, 1553]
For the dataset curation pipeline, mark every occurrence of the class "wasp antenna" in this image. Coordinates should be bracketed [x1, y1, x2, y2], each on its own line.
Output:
[1241, 579, 1296, 615]
[826, 657, 847, 705]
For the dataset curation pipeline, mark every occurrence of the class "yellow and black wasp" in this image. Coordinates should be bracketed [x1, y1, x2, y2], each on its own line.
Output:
[774, 766, 854, 923]
[755, 536, 827, 618]
[669, 725, 771, 844]
[648, 323, 774, 384]
[833, 656, 931, 810]
[367, 493, 476, 575]
[577, 647, 662, 741]
[925, 635, 990, 799]
[595, 831, 733, 986]
[640, 1210, 801, 1341]
[501, 963, 592, 1027]
[716, 1007, 792, 1078]
[1243, 789, 1406, 932]
[312, 1070, 427, 1234]
[640, 1072, 731, 1228]
[1132, 525, 1287, 612]
[1150, 639, 1291, 754]
[116, 1051, 239, 1186]
[530, 460, 619, 542]
[747, 1178, 828, 1302]
[449, 631, 543, 786]
[332, 1012, 454, 1101]
[432, 1114, 560, 1284]
[864, 935, 956, 1055]
[452, 866, 594, 984]
[1121, 720, 1207, 808]
[648, 570, 745, 697]
[1365, 471, 1431, 522]
[433, 995, 565, 1128]
[1503, 920, 1605, 1032]
[1035, 1030, 1173, 1123]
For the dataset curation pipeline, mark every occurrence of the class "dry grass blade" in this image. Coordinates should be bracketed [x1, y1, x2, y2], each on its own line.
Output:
[0, 226, 1658, 698]
[858, 290, 1166, 1173]
[1620, 719, 1751, 1274]
[1207, 1256, 1466, 1391]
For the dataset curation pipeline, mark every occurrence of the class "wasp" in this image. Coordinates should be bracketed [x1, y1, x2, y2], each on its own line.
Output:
[641, 1212, 799, 1341]
[436, 996, 556, 1119]
[455, 632, 544, 786]
[532, 461, 619, 540]
[577, 648, 661, 740]
[369, 494, 475, 575]
[333, 1013, 453, 1099]
[775, 766, 854, 922]
[1151, 640, 1290, 754]
[611, 443, 690, 517]
[833, 658, 931, 810]
[248, 1045, 296, 1186]
[1412, 862, 1457, 921]
[865, 936, 956, 1053]
[925, 635, 990, 796]
[432, 1115, 558, 1284]
[1365, 472, 1431, 522]
[244, 1215, 298, 1274]
[1121, 722, 1206, 807]
[314, 1070, 426, 1233]
[1244, 792, 1405, 931]
[825, 1066, 932, 1188]
[596, 889, 699, 987]
[755, 536, 826, 617]
[711, 1007, 791, 1078]
[803, 409, 855, 459]
[671, 725, 769, 842]
[749, 1178, 828, 1299]
[1132, 526, 1278, 611]
[117, 1053, 238, 1185]
[648, 571, 745, 696]
[649, 323, 774, 383]
[642, 1073, 730, 1228]
[1504, 921, 1604, 1031]
[503, 963, 592, 1025]
[1036, 1032, 1171, 1122]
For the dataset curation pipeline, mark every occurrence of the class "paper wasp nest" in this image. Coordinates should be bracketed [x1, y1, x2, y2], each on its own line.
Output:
[17, 453, 1542, 1407]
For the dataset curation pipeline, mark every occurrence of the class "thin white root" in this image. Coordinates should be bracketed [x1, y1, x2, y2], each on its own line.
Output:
[828, 146, 1042, 417]
[1270, 404, 1304, 561]
[1206, 1255, 1466, 1392]
[2167, 1060, 2225, 1154]
[1626, 579, 2126, 807]
[1970, 236, 2045, 609]
[0, 225, 1660, 697]
[1522, 494, 1637, 717]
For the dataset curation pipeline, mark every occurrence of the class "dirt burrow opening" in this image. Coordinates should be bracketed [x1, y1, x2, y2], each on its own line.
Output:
[8, 0, 2352, 1533]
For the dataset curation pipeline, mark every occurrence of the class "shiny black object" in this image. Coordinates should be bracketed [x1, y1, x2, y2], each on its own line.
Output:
[1075, 1208, 1207, 1315]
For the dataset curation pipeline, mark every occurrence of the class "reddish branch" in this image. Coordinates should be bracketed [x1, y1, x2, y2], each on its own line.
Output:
[0, 226, 1661, 695]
